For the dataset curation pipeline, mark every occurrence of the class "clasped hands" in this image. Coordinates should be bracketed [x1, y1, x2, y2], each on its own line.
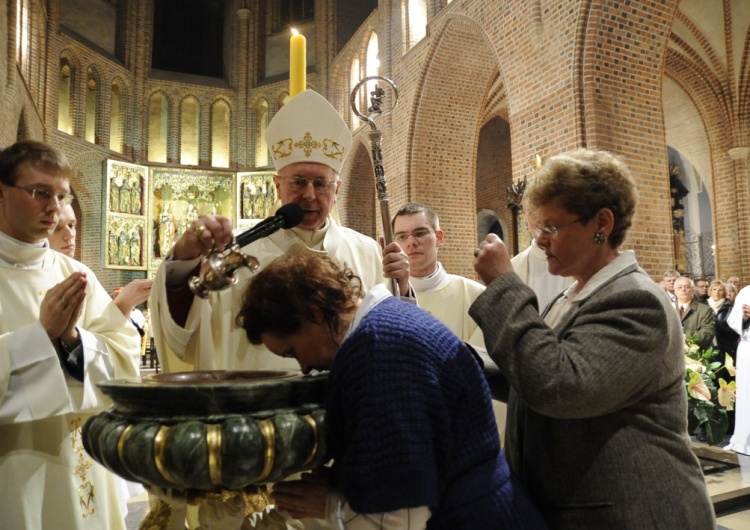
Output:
[40, 271, 87, 346]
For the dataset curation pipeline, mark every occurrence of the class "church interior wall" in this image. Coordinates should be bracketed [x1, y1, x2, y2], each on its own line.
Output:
[1, 0, 748, 290]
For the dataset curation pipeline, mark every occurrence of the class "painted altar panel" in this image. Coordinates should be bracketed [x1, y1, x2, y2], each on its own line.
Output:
[104, 160, 149, 269]
[236, 172, 278, 230]
[149, 168, 236, 271]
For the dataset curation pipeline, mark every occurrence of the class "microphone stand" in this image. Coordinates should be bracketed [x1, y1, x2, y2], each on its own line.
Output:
[350, 77, 400, 296]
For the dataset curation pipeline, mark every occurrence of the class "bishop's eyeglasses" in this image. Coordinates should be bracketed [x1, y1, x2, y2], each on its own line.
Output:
[281, 175, 337, 194]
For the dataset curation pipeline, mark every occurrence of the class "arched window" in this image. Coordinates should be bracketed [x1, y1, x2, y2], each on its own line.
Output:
[256, 99, 269, 167]
[350, 56, 360, 129]
[58, 58, 73, 134]
[211, 100, 230, 168]
[365, 33, 379, 109]
[85, 68, 98, 144]
[148, 93, 168, 163]
[110, 82, 123, 152]
[180, 97, 200, 165]
[404, 0, 427, 50]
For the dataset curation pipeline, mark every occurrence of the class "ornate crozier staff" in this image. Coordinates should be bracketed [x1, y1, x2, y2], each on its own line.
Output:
[350, 76, 400, 295]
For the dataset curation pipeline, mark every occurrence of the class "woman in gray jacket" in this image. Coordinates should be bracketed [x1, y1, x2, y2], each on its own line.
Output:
[471, 149, 715, 529]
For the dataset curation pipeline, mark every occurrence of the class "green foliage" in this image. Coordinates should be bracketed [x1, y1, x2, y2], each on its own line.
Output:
[684, 335, 735, 446]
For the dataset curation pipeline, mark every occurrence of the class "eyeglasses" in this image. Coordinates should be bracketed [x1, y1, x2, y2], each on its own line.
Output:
[281, 175, 337, 194]
[6, 183, 74, 206]
[532, 218, 582, 239]
[394, 228, 434, 243]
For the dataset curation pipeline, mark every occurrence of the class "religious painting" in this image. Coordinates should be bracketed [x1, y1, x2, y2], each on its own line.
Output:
[107, 160, 146, 216]
[105, 215, 148, 268]
[148, 168, 235, 271]
[236, 172, 278, 230]
[104, 160, 149, 270]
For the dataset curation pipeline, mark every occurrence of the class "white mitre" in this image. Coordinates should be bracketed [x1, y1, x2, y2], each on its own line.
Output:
[266, 89, 352, 174]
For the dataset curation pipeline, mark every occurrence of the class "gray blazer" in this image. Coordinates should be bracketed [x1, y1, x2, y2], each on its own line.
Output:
[470, 262, 715, 529]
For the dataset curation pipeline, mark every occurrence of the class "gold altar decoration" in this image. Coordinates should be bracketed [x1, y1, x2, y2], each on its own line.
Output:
[149, 168, 235, 270]
[237, 172, 278, 231]
[104, 163, 280, 274]
[104, 160, 149, 270]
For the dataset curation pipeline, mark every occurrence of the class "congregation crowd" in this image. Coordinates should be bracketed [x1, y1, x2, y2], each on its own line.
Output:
[2, 87, 747, 530]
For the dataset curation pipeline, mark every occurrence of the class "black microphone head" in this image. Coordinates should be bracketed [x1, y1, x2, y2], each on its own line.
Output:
[276, 203, 305, 229]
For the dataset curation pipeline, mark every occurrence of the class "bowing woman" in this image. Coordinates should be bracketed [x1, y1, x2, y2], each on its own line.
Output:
[470, 149, 715, 529]
[236, 252, 546, 529]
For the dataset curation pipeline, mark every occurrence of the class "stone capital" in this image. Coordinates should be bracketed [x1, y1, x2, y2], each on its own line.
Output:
[728, 147, 750, 160]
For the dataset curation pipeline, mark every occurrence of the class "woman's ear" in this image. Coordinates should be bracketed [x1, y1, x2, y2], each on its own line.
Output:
[596, 207, 615, 234]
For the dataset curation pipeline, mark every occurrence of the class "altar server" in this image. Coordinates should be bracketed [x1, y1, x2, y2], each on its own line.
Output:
[0, 140, 140, 529]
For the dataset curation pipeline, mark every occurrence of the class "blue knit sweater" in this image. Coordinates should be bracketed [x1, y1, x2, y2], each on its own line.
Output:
[326, 296, 546, 529]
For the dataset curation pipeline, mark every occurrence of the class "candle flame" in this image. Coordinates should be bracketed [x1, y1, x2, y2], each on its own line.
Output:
[291, 28, 299, 36]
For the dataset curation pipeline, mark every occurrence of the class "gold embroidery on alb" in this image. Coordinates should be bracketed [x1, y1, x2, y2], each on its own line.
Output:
[70, 416, 96, 517]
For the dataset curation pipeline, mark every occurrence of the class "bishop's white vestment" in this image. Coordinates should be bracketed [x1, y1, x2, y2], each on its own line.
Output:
[150, 220, 386, 373]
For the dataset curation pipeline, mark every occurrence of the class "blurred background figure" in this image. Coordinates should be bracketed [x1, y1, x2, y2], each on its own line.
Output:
[675, 276, 715, 351]
[48, 203, 76, 257]
[726, 286, 750, 456]
[710, 279, 739, 435]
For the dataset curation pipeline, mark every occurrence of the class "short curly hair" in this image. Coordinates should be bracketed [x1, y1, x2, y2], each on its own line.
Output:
[523, 149, 638, 248]
[236, 252, 363, 345]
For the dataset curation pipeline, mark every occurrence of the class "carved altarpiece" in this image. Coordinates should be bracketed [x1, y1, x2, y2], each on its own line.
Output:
[104, 162, 277, 274]
[104, 160, 148, 269]
[149, 169, 235, 270]
[236, 172, 278, 231]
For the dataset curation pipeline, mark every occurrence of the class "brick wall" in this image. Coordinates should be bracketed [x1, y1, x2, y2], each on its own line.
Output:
[1, 0, 748, 285]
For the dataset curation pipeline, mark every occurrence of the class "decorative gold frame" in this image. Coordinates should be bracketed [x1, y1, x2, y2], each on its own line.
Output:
[104, 162, 279, 273]
[236, 172, 278, 230]
[104, 160, 149, 270]
[148, 168, 235, 271]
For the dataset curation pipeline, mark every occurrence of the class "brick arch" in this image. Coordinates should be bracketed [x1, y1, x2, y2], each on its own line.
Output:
[663, 20, 750, 279]
[407, 15, 498, 278]
[340, 139, 377, 238]
[574, 0, 679, 277]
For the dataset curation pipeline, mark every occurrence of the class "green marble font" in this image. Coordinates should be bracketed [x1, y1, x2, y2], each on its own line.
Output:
[82, 370, 328, 491]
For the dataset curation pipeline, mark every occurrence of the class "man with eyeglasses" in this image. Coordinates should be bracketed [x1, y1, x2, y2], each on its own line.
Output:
[393, 203, 485, 352]
[392, 203, 511, 440]
[0, 140, 140, 529]
[150, 89, 411, 375]
[510, 212, 573, 313]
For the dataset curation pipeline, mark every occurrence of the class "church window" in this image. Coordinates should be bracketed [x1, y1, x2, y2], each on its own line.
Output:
[58, 58, 73, 134]
[85, 68, 99, 144]
[211, 100, 230, 168]
[148, 93, 168, 163]
[110, 82, 123, 152]
[256, 99, 269, 167]
[180, 97, 200, 166]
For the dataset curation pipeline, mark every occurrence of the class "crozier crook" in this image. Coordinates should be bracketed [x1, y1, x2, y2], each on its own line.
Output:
[350, 76, 400, 295]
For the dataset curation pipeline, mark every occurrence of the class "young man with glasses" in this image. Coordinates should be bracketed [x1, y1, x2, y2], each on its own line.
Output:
[0, 140, 140, 529]
[150, 89, 411, 374]
[392, 203, 485, 351]
[392, 204, 511, 441]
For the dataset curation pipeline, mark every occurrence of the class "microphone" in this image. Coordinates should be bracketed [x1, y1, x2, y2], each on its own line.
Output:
[235, 203, 305, 247]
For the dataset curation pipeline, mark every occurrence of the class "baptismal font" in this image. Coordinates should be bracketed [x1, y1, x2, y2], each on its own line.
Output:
[83, 370, 328, 529]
